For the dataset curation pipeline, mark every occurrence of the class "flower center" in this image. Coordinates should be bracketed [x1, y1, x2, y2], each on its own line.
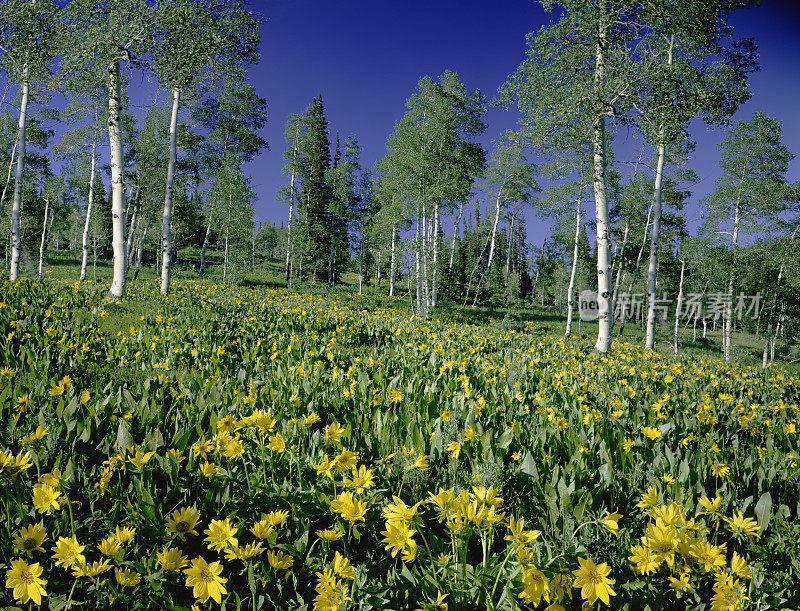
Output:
[201, 568, 214, 583]
[23, 537, 38, 550]
[176, 520, 190, 532]
[21, 569, 34, 585]
[589, 569, 601, 584]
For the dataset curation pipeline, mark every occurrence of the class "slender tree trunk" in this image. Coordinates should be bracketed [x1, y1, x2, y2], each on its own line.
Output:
[763, 262, 783, 368]
[432, 201, 439, 308]
[616, 201, 654, 337]
[610, 221, 629, 329]
[449, 200, 464, 269]
[565, 186, 583, 337]
[132, 216, 150, 282]
[285, 129, 298, 281]
[92, 232, 97, 283]
[107, 58, 128, 298]
[223, 196, 231, 282]
[79, 131, 98, 283]
[9, 65, 29, 281]
[389, 223, 397, 297]
[771, 303, 785, 364]
[0, 138, 17, 216]
[159, 87, 180, 295]
[376, 250, 382, 286]
[591, 10, 613, 352]
[673, 257, 685, 355]
[486, 184, 504, 272]
[125, 188, 140, 267]
[38, 197, 50, 277]
[504, 224, 513, 288]
[415, 212, 422, 315]
[645, 121, 668, 350]
[128, 215, 141, 268]
[199, 201, 214, 276]
[724, 192, 743, 362]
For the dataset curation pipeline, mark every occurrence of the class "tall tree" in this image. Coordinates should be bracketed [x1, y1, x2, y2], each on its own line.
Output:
[61, 0, 159, 297]
[278, 112, 306, 286]
[295, 95, 333, 281]
[638, 0, 757, 350]
[0, 0, 58, 280]
[151, 0, 259, 295]
[191, 82, 268, 275]
[702, 112, 794, 362]
[501, 0, 645, 352]
[382, 71, 485, 317]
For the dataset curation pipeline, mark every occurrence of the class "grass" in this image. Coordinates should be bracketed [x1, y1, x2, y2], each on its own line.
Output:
[14, 249, 799, 371]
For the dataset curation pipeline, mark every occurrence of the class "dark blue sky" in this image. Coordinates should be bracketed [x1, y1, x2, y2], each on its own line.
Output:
[248, 0, 800, 244]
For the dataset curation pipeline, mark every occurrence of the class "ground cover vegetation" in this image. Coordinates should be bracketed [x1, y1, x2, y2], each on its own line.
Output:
[1, 265, 800, 609]
[3, 0, 800, 609]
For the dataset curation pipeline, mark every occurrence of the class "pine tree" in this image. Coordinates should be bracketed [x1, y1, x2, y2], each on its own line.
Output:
[298, 95, 332, 281]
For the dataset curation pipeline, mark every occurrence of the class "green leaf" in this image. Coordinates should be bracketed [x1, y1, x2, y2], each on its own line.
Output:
[755, 491, 772, 534]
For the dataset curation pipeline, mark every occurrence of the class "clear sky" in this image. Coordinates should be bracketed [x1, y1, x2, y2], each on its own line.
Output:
[247, 0, 800, 244]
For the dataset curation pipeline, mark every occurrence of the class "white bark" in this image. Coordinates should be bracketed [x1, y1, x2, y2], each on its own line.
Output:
[645, 37, 674, 350]
[132, 216, 150, 282]
[645, 123, 668, 350]
[79, 131, 98, 283]
[610, 221, 629, 326]
[125, 188, 139, 266]
[449, 200, 464, 269]
[415, 213, 422, 315]
[160, 87, 180, 295]
[38, 197, 50, 277]
[724, 176, 745, 363]
[565, 186, 583, 337]
[432, 201, 439, 308]
[199, 200, 214, 276]
[673, 257, 685, 355]
[285, 130, 298, 282]
[591, 11, 612, 352]
[0, 138, 17, 216]
[616, 201, 654, 337]
[9, 65, 29, 281]
[486, 184, 503, 272]
[389, 223, 397, 297]
[107, 59, 128, 298]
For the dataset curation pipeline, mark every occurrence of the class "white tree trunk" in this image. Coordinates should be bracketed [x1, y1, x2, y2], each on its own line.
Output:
[223, 196, 231, 282]
[644, 37, 674, 350]
[673, 258, 685, 355]
[645, 124, 668, 350]
[449, 199, 464, 269]
[38, 197, 50, 277]
[160, 87, 180, 295]
[199, 201, 214, 276]
[125, 188, 140, 267]
[724, 197, 742, 362]
[107, 59, 128, 298]
[486, 184, 503, 272]
[0, 138, 17, 216]
[610, 221, 629, 327]
[389, 223, 396, 297]
[565, 186, 583, 337]
[432, 201, 439, 308]
[616, 201, 654, 337]
[79, 132, 98, 283]
[592, 11, 613, 352]
[285, 132, 298, 282]
[9, 66, 29, 282]
[132, 216, 150, 282]
[415, 212, 422, 315]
